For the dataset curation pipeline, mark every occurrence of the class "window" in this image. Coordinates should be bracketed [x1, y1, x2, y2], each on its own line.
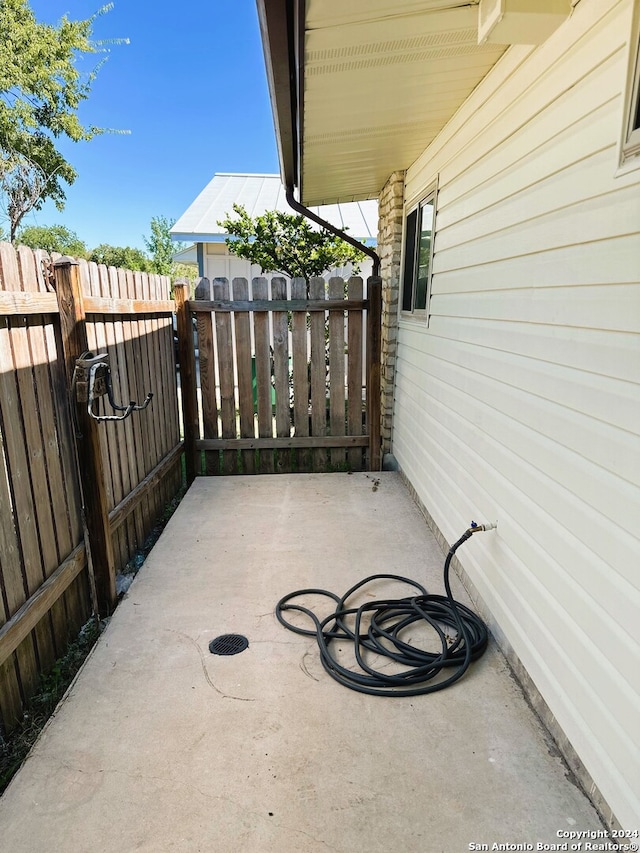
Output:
[401, 189, 436, 316]
[620, 1, 640, 166]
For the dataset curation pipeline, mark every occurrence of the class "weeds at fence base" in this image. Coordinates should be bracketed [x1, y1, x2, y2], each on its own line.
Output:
[116, 481, 188, 596]
[0, 618, 100, 795]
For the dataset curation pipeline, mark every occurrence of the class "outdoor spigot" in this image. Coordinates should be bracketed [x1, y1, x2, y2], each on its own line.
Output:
[469, 520, 497, 533]
[74, 351, 153, 423]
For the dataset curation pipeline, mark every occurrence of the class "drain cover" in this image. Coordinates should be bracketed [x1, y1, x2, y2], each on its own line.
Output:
[209, 634, 249, 656]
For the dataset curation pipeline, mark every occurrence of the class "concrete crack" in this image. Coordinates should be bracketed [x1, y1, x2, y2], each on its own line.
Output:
[300, 649, 320, 682]
[169, 630, 256, 702]
[266, 819, 346, 853]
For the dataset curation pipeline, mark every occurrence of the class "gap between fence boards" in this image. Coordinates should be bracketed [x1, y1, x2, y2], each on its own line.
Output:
[189, 298, 368, 313]
[196, 436, 370, 450]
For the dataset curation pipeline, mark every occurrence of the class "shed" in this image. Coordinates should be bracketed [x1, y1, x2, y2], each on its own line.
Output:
[170, 172, 379, 281]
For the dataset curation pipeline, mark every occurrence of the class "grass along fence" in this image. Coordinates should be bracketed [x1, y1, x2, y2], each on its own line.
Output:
[0, 243, 182, 734]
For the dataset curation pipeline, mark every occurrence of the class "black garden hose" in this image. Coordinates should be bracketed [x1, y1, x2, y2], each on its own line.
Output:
[275, 524, 493, 696]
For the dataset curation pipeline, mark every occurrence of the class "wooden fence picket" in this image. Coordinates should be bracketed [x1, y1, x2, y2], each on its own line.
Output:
[271, 277, 290, 473]
[213, 277, 236, 475]
[347, 277, 364, 470]
[291, 277, 310, 472]
[193, 277, 219, 475]
[16, 247, 72, 660]
[328, 277, 346, 469]
[106, 264, 136, 559]
[309, 277, 328, 471]
[252, 277, 274, 474]
[232, 278, 255, 474]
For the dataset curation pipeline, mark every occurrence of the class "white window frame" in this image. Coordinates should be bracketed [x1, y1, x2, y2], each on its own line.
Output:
[619, 0, 640, 168]
[400, 184, 437, 323]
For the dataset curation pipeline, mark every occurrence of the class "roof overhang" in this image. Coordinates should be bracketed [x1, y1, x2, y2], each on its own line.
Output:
[171, 232, 229, 244]
[172, 244, 198, 265]
[257, 0, 569, 205]
[256, 0, 300, 192]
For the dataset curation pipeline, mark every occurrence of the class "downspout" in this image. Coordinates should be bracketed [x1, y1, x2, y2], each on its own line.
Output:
[287, 0, 379, 274]
[285, 187, 381, 277]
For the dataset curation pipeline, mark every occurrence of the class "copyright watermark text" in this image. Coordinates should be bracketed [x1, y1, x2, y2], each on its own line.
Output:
[468, 831, 639, 853]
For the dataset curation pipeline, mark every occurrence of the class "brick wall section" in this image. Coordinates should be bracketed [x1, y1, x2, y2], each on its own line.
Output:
[377, 171, 405, 453]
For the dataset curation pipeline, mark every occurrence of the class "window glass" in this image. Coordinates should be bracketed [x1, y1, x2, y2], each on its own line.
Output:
[415, 200, 433, 311]
[402, 209, 418, 312]
[401, 189, 435, 316]
[631, 36, 640, 134]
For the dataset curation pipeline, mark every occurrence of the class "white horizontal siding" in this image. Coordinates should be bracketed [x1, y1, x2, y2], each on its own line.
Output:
[417, 336, 640, 508]
[393, 357, 640, 821]
[434, 184, 639, 271]
[432, 242, 640, 295]
[435, 145, 640, 250]
[430, 316, 639, 385]
[395, 0, 640, 827]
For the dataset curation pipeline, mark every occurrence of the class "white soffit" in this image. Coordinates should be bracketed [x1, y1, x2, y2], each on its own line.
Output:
[302, 0, 507, 204]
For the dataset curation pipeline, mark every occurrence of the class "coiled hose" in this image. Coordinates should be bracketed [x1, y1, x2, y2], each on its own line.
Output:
[275, 524, 492, 696]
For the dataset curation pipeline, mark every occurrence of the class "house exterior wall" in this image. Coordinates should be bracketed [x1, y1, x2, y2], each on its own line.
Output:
[377, 172, 405, 453]
[393, 0, 640, 828]
[202, 242, 269, 283]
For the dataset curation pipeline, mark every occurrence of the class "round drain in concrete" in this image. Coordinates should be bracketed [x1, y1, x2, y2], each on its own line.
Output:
[209, 634, 249, 656]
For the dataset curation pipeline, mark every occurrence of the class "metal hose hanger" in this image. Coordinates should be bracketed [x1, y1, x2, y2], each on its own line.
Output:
[72, 351, 153, 425]
[86, 359, 153, 422]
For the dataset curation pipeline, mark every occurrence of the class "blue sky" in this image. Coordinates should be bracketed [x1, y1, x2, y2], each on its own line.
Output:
[14, 1, 280, 250]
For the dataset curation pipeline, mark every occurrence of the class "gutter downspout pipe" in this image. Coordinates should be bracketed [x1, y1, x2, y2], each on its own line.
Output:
[285, 186, 380, 277]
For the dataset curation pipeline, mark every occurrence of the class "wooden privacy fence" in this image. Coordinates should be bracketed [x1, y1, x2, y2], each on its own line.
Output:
[176, 275, 382, 477]
[0, 243, 182, 734]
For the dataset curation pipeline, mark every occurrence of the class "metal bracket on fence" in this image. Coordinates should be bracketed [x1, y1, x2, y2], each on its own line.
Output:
[73, 351, 153, 423]
[41, 257, 56, 292]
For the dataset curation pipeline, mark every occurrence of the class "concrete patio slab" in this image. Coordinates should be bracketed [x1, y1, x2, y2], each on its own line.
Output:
[0, 473, 605, 852]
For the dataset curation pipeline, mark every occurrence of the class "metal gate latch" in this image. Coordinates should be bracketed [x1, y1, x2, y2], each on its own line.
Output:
[74, 351, 153, 422]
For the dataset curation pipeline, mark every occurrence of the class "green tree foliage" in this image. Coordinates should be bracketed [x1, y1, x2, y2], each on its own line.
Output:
[144, 215, 180, 276]
[0, 1, 126, 240]
[16, 224, 86, 256]
[88, 244, 152, 272]
[218, 204, 366, 280]
[142, 215, 196, 286]
[171, 262, 197, 287]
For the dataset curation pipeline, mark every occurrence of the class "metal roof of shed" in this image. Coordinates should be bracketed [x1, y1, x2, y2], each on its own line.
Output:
[170, 173, 379, 245]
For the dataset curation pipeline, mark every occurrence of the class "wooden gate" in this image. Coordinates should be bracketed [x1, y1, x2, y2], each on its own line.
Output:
[175, 275, 382, 476]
